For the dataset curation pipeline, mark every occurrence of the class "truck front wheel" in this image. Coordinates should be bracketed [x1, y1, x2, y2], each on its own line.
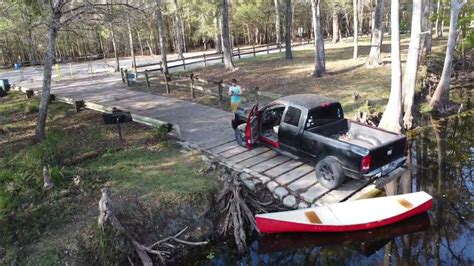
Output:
[315, 156, 345, 189]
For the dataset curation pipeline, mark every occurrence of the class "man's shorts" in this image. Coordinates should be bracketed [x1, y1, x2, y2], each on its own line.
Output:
[231, 102, 240, 113]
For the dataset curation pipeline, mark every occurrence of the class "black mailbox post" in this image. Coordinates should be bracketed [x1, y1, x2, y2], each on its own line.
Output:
[102, 107, 133, 143]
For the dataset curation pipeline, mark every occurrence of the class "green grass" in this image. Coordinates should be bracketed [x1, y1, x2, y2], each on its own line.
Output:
[83, 145, 218, 205]
[0, 93, 220, 264]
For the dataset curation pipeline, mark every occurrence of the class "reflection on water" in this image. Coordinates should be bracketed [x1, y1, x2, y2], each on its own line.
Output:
[192, 113, 473, 265]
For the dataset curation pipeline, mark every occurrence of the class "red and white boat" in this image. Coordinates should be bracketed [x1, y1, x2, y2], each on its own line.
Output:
[256, 191, 432, 234]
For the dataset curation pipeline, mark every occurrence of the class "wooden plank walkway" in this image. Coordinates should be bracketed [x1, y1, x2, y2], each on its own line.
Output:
[204, 139, 406, 209]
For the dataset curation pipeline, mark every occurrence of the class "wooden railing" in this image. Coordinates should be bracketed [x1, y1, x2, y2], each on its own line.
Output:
[133, 39, 313, 75]
[120, 70, 283, 104]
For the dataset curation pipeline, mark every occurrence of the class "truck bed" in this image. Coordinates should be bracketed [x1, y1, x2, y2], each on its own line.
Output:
[307, 119, 400, 149]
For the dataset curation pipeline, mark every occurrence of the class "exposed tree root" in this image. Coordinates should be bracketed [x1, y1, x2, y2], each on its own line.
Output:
[216, 170, 274, 253]
[98, 187, 208, 265]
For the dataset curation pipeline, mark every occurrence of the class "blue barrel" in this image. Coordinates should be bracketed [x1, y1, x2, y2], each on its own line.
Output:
[126, 73, 135, 85]
[0, 79, 10, 91]
[14, 63, 22, 70]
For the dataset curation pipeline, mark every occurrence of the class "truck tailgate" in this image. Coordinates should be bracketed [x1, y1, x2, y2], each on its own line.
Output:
[369, 136, 406, 170]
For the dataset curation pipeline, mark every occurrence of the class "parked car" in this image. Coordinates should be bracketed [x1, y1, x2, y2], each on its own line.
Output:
[231, 94, 407, 189]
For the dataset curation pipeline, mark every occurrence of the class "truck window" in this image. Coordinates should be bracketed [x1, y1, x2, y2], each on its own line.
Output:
[305, 103, 344, 129]
[283, 106, 301, 126]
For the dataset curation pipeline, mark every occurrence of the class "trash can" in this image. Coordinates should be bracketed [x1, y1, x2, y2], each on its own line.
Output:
[0, 79, 8, 97]
[14, 63, 22, 70]
[126, 73, 135, 85]
[0, 79, 10, 92]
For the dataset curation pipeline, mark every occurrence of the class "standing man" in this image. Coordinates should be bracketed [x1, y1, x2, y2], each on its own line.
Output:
[228, 78, 242, 112]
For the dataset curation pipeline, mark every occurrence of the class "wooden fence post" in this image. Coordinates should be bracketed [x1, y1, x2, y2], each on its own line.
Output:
[266, 44, 269, 54]
[164, 73, 170, 94]
[203, 53, 207, 67]
[159, 61, 163, 73]
[69, 63, 73, 79]
[279, 43, 282, 52]
[253, 45, 256, 56]
[189, 73, 195, 99]
[145, 69, 150, 90]
[221, 53, 224, 63]
[125, 69, 130, 87]
[254, 87, 259, 102]
[120, 68, 125, 83]
[237, 47, 241, 59]
[182, 57, 186, 70]
[217, 80, 223, 104]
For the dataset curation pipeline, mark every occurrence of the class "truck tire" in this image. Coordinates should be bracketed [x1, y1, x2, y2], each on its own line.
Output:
[315, 156, 345, 189]
[235, 127, 246, 147]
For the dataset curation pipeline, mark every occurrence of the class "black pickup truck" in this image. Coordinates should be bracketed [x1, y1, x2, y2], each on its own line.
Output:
[231, 94, 406, 189]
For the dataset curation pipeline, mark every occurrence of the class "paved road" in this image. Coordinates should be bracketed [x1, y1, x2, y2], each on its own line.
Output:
[1, 43, 312, 85]
[12, 74, 235, 148]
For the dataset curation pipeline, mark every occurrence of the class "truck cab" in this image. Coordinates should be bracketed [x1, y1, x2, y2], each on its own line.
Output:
[232, 94, 406, 189]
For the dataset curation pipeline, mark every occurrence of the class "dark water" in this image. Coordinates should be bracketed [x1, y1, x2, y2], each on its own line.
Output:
[190, 113, 473, 265]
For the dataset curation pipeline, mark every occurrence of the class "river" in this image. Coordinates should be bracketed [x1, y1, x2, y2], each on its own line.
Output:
[184, 112, 473, 265]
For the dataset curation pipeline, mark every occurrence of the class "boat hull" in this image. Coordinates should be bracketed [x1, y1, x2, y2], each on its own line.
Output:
[256, 192, 433, 234]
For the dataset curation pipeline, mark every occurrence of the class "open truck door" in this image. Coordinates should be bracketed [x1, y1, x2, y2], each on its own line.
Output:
[245, 104, 260, 149]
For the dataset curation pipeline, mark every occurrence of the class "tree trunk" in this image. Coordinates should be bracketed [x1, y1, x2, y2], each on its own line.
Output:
[173, 0, 185, 59]
[110, 23, 120, 72]
[367, 0, 384, 67]
[353, 0, 358, 59]
[311, 0, 325, 77]
[435, 0, 441, 37]
[429, 0, 467, 111]
[274, 0, 281, 46]
[402, 0, 422, 130]
[440, 5, 445, 38]
[214, 13, 222, 53]
[378, 0, 402, 133]
[127, 17, 136, 68]
[285, 0, 293, 60]
[156, 0, 168, 74]
[137, 30, 144, 57]
[332, 9, 340, 43]
[422, 0, 433, 55]
[35, 14, 60, 142]
[221, 0, 235, 71]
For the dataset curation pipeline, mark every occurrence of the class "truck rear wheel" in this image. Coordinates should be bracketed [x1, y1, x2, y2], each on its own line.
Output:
[315, 156, 345, 189]
[234, 126, 246, 147]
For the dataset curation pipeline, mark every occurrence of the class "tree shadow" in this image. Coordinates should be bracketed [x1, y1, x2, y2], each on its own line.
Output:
[327, 63, 365, 75]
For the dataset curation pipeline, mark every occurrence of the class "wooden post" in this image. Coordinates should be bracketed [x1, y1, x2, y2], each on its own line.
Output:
[182, 57, 186, 70]
[159, 61, 163, 73]
[164, 73, 170, 94]
[237, 47, 241, 59]
[190, 73, 195, 99]
[266, 44, 270, 54]
[279, 43, 282, 52]
[221, 53, 224, 63]
[254, 87, 259, 102]
[125, 69, 130, 87]
[217, 80, 223, 104]
[26, 89, 34, 99]
[69, 63, 73, 79]
[145, 70, 150, 90]
[253, 45, 256, 56]
[203, 53, 207, 67]
[120, 68, 125, 83]
[74, 100, 85, 112]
